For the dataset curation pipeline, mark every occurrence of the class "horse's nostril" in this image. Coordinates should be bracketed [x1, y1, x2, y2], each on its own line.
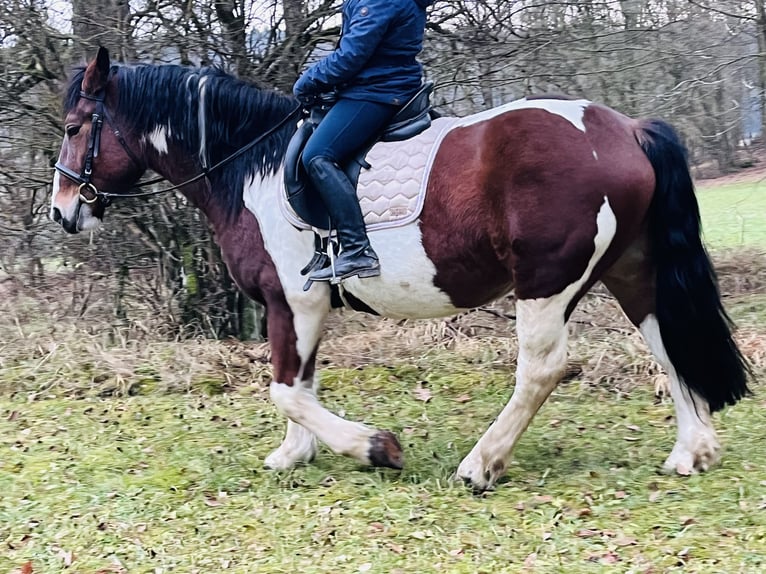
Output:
[51, 207, 62, 223]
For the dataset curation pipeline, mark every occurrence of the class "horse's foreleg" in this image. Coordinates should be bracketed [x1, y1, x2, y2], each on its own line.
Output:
[264, 393, 319, 469]
[456, 297, 569, 491]
[265, 297, 403, 470]
[269, 381, 403, 468]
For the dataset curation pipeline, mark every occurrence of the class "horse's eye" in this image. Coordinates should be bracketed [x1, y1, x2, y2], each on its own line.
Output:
[66, 125, 81, 137]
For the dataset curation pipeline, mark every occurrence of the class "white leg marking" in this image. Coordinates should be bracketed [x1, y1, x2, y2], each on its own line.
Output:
[639, 315, 720, 473]
[457, 197, 617, 490]
[269, 382, 377, 463]
[456, 299, 569, 489]
[264, 375, 319, 470]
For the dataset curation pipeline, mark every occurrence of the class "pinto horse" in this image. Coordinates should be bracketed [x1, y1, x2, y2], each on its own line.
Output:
[50, 48, 750, 491]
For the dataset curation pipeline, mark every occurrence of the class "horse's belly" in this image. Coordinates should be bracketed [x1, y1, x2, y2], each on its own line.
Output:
[342, 223, 466, 319]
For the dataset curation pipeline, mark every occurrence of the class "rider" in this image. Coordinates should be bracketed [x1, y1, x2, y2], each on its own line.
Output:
[293, 0, 433, 283]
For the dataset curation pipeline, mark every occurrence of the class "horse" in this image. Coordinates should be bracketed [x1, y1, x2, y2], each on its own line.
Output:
[50, 48, 751, 491]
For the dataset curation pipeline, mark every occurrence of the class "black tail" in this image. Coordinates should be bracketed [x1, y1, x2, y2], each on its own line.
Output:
[637, 119, 752, 412]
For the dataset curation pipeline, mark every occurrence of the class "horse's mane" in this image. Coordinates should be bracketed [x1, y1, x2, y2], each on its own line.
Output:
[64, 64, 298, 219]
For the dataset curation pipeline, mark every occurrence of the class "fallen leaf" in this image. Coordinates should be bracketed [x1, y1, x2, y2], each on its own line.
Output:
[21, 562, 33, 574]
[601, 551, 620, 564]
[368, 522, 385, 533]
[523, 553, 537, 568]
[615, 491, 627, 499]
[577, 529, 600, 538]
[358, 563, 372, 573]
[387, 543, 405, 554]
[454, 394, 471, 403]
[413, 383, 432, 403]
[649, 491, 661, 503]
[448, 548, 464, 557]
[615, 536, 638, 547]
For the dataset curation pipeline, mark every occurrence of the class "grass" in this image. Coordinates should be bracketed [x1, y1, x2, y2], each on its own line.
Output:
[697, 181, 766, 249]
[1, 369, 764, 573]
[0, 181, 764, 573]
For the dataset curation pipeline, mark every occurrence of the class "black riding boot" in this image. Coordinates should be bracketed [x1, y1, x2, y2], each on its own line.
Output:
[307, 156, 380, 283]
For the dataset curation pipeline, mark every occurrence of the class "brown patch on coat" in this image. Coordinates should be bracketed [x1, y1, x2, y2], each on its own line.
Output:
[421, 103, 656, 314]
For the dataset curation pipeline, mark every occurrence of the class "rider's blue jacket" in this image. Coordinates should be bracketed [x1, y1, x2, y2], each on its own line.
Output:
[293, 0, 432, 106]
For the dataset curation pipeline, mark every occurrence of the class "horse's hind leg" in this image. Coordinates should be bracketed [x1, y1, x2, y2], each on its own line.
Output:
[456, 196, 621, 491]
[601, 237, 720, 474]
[456, 296, 569, 491]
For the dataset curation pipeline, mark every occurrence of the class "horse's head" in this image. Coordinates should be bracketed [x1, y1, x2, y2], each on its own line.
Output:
[51, 47, 146, 233]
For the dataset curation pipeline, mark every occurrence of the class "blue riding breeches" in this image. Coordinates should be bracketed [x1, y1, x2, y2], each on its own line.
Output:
[301, 98, 399, 170]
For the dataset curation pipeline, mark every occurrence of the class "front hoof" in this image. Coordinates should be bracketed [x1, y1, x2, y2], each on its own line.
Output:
[368, 430, 404, 469]
[264, 442, 317, 470]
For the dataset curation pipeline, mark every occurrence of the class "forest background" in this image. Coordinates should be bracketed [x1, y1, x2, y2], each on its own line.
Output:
[1, 0, 764, 338]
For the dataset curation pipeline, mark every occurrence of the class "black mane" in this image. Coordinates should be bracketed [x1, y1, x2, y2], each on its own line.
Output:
[64, 64, 298, 219]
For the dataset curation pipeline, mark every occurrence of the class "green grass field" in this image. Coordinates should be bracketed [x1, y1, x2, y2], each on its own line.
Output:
[697, 181, 766, 249]
[1, 181, 764, 573]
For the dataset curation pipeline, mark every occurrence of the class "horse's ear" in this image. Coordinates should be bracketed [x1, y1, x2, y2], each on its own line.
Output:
[82, 47, 111, 95]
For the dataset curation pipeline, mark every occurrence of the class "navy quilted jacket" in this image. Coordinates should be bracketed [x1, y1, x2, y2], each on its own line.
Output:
[293, 0, 433, 106]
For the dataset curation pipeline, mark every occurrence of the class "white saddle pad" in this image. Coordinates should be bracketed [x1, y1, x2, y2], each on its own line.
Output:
[280, 117, 460, 231]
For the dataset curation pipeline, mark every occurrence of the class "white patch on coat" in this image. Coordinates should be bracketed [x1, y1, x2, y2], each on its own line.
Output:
[244, 173, 459, 321]
[639, 315, 720, 472]
[341, 223, 462, 319]
[243, 171, 329, 364]
[50, 169, 100, 231]
[456, 196, 616, 490]
[458, 98, 591, 133]
[143, 126, 170, 155]
[50, 170, 62, 221]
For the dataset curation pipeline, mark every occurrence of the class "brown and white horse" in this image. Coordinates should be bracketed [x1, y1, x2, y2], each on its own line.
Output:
[50, 48, 751, 491]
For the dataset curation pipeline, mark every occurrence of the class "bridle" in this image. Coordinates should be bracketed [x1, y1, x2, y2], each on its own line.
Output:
[55, 84, 303, 206]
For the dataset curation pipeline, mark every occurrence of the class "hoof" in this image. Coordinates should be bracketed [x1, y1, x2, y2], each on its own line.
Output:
[264, 441, 317, 470]
[368, 430, 404, 469]
[455, 452, 505, 492]
[662, 436, 721, 475]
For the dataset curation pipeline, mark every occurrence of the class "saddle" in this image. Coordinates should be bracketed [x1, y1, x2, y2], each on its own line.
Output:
[284, 82, 436, 230]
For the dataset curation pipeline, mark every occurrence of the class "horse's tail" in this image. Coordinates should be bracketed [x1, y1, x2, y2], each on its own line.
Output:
[636, 118, 751, 412]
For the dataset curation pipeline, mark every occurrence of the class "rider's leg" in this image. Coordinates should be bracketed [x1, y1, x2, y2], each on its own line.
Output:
[302, 98, 398, 283]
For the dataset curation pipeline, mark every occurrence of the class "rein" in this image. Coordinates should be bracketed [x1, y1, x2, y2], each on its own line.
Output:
[55, 89, 303, 206]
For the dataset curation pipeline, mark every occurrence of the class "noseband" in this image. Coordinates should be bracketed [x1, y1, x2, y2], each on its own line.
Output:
[54, 89, 145, 207]
[55, 84, 303, 206]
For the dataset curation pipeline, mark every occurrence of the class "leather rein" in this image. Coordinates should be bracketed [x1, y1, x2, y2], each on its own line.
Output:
[55, 87, 303, 206]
